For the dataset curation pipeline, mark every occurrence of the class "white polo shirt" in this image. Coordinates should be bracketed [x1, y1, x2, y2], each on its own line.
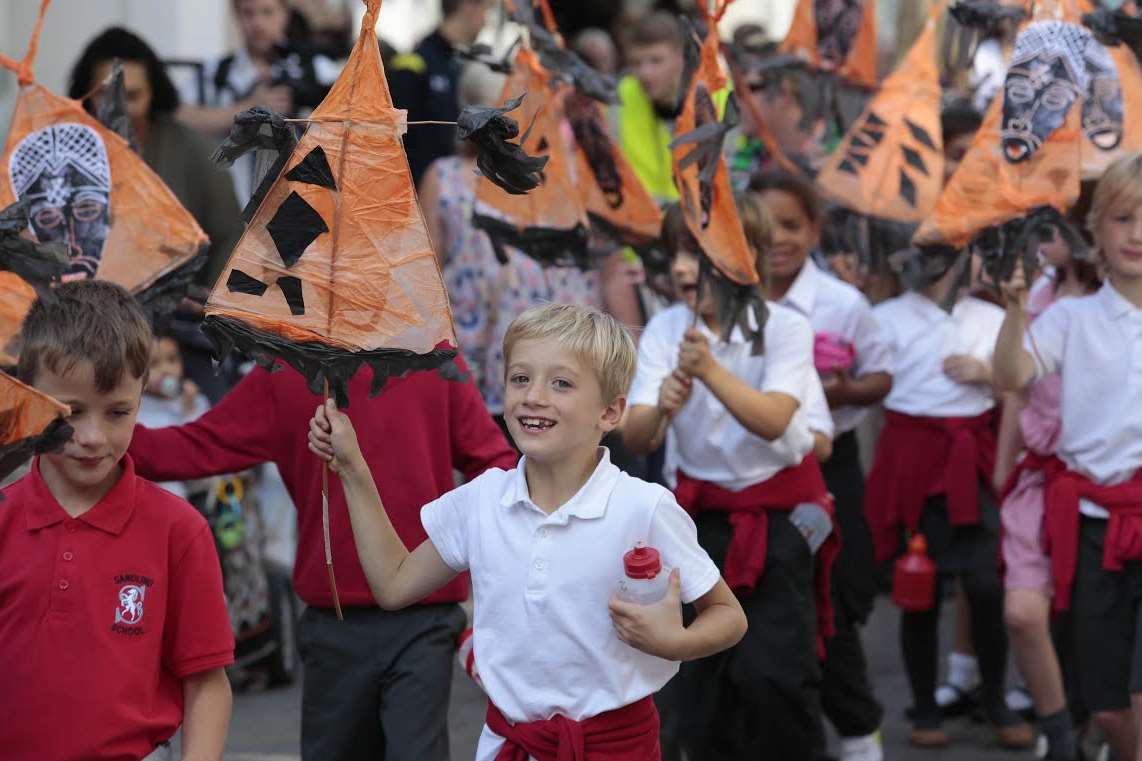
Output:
[875, 292, 1004, 417]
[1025, 282, 1142, 518]
[778, 260, 894, 435]
[628, 302, 818, 491]
[421, 449, 720, 760]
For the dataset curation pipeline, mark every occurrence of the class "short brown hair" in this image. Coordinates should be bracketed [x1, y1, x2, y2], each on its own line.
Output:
[749, 170, 823, 226]
[18, 280, 152, 393]
[503, 303, 636, 406]
[628, 11, 684, 51]
[661, 197, 774, 272]
[660, 202, 699, 258]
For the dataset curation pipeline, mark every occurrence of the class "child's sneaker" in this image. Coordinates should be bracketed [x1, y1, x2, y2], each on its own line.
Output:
[839, 731, 883, 761]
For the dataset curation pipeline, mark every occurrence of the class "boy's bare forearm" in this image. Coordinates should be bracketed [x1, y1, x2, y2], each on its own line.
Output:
[180, 668, 231, 761]
[622, 405, 668, 455]
[338, 461, 414, 608]
[674, 600, 748, 661]
[994, 305, 1036, 391]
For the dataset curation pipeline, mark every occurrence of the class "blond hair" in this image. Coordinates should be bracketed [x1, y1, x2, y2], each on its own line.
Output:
[502, 303, 636, 404]
[1089, 152, 1142, 252]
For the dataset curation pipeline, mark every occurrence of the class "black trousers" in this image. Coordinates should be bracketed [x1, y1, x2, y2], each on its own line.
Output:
[297, 603, 467, 761]
[813, 432, 883, 745]
[659, 511, 819, 761]
[899, 489, 1010, 727]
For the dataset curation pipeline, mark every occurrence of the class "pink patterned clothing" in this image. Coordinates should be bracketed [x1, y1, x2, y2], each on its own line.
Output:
[1002, 278, 1064, 592]
[428, 156, 601, 414]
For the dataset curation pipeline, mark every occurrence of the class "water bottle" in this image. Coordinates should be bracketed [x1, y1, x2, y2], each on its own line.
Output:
[617, 543, 669, 604]
[893, 533, 937, 612]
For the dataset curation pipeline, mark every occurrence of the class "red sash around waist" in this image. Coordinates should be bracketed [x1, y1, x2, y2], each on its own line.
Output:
[487, 696, 660, 761]
[865, 410, 997, 562]
[1040, 457, 1142, 611]
[674, 455, 837, 644]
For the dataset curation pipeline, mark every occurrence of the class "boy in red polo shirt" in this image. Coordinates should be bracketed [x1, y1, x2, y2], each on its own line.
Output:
[0, 281, 234, 761]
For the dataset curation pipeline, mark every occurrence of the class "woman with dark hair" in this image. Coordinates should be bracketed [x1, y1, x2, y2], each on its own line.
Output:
[68, 26, 242, 292]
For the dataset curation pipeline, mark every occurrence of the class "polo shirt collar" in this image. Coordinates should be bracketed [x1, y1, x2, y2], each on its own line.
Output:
[24, 455, 138, 534]
[499, 447, 619, 521]
[1099, 281, 1140, 321]
[903, 290, 953, 323]
[780, 259, 819, 318]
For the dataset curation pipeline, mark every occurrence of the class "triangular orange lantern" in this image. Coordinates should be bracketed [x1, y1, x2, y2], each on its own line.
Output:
[202, 0, 459, 404]
[565, 91, 663, 247]
[780, 0, 879, 89]
[672, 2, 758, 289]
[0, 1, 207, 304]
[0, 371, 71, 481]
[915, 0, 1140, 248]
[472, 47, 590, 268]
[816, 5, 945, 224]
[201, 0, 463, 620]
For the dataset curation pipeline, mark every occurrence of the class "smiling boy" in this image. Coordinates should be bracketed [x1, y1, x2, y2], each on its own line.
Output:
[308, 303, 746, 761]
[0, 281, 233, 761]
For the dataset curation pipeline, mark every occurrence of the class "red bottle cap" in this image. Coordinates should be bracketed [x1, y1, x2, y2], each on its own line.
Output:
[908, 533, 928, 555]
[623, 544, 662, 579]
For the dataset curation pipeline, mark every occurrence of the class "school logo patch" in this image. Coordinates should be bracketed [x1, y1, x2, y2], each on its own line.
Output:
[111, 573, 154, 635]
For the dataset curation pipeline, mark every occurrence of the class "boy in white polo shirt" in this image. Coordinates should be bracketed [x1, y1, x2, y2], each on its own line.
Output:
[308, 303, 746, 761]
[994, 153, 1142, 761]
[624, 198, 838, 761]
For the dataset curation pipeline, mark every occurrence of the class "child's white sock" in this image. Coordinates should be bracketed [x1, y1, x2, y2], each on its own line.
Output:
[946, 651, 980, 690]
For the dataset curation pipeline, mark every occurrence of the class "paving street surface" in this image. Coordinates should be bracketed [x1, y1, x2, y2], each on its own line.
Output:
[219, 597, 1037, 761]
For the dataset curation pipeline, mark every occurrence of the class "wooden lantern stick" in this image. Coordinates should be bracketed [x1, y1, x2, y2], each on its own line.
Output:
[322, 378, 344, 621]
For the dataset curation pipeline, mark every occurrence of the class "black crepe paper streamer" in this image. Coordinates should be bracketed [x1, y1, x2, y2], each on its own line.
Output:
[458, 95, 549, 195]
[1085, 9, 1142, 61]
[200, 315, 466, 408]
[472, 213, 593, 271]
[227, 269, 270, 296]
[0, 417, 74, 485]
[95, 61, 137, 151]
[212, 107, 299, 222]
[455, 42, 515, 75]
[133, 244, 208, 315]
[266, 191, 329, 268]
[277, 276, 305, 316]
[695, 255, 768, 355]
[286, 147, 337, 190]
[0, 199, 69, 287]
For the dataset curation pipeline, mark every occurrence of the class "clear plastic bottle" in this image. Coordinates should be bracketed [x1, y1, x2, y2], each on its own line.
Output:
[616, 543, 669, 604]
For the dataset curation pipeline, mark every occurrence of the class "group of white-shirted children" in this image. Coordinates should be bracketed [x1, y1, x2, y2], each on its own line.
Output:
[4, 97, 1142, 761]
[309, 150, 1142, 761]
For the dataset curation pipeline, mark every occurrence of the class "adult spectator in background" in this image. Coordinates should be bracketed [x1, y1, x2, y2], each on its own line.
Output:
[389, 0, 491, 185]
[572, 27, 619, 76]
[68, 27, 243, 292]
[177, 0, 340, 206]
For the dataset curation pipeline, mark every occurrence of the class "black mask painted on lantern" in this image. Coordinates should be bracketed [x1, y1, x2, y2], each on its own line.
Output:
[1001, 55, 1082, 163]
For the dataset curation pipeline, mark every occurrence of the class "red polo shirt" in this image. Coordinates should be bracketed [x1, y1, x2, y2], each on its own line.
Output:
[0, 456, 234, 761]
[128, 359, 518, 608]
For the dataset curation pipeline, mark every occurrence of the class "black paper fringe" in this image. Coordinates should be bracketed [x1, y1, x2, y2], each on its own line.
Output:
[699, 256, 768, 355]
[0, 416, 74, 485]
[201, 315, 465, 408]
[472, 213, 592, 271]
